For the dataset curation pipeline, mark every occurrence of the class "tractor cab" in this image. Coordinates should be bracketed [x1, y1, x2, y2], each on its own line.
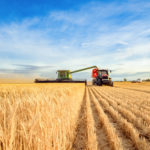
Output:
[92, 68, 113, 86]
[98, 70, 109, 79]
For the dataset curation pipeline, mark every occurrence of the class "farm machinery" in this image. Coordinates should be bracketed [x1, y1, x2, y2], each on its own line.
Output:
[35, 66, 113, 86]
[92, 68, 113, 86]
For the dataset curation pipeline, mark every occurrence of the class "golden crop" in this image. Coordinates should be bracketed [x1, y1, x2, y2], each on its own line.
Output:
[0, 83, 85, 150]
[0, 82, 150, 150]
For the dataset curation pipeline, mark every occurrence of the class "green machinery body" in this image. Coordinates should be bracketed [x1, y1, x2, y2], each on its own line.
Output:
[35, 66, 97, 84]
[57, 66, 97, 80]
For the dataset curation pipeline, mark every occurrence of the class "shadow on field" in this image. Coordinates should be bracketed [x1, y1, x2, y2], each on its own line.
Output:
[72, 90, 88, 150]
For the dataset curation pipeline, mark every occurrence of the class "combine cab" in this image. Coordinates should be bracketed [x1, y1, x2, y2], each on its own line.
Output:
[92, 68, 113, 86]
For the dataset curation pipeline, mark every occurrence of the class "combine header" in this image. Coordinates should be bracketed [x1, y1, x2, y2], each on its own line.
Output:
[35, 66, 97, 85]
[35, 65, 113, 86]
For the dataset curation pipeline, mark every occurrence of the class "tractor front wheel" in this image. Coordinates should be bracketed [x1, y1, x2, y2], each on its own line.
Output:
[109, 81, 113, 86]
[97, 79, 102, 86]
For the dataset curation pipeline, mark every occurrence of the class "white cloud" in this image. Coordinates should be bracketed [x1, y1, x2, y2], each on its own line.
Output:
[0, 1, 150, 80]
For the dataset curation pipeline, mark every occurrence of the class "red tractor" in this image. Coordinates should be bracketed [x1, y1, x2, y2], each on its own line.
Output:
[92, 68, 113, 86]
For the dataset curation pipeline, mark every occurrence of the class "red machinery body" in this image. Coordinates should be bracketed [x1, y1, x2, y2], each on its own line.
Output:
[92, 68, 98, 78]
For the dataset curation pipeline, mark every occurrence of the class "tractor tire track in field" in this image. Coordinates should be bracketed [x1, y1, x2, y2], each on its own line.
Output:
[72, 86, 150, 150]
[72, 91, 88, 150]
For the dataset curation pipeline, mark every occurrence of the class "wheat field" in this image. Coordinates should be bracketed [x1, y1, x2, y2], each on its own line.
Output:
[0, 82, 150, 150]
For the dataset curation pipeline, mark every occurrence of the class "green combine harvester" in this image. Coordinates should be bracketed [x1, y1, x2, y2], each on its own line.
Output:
[35, 66, 97, 85]
[35, 65, 113, 86]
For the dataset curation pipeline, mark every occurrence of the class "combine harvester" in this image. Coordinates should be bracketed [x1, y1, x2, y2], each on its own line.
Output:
[35, 66, 113, 86]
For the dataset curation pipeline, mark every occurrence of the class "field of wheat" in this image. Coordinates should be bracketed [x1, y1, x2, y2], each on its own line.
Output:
[0, 82, 150, 150]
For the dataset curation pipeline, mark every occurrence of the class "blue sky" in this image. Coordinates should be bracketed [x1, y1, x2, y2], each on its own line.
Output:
[0, 0, 150, 81]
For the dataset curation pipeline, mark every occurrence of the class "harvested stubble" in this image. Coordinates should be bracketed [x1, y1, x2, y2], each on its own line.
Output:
[114, 81, 150, 93]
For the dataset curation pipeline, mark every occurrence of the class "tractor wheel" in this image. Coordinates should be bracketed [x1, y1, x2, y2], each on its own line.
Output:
[97, 79, 102, 86]
[109, 81, 113, 86]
